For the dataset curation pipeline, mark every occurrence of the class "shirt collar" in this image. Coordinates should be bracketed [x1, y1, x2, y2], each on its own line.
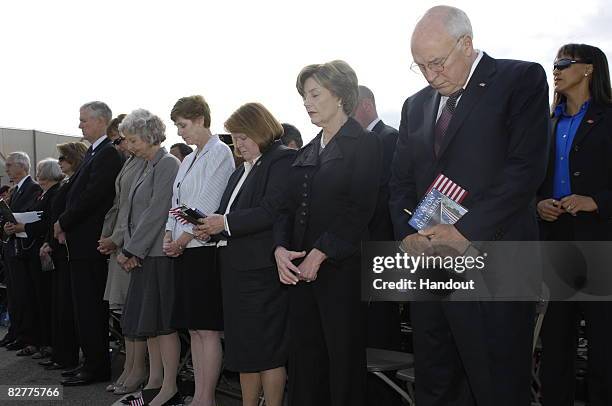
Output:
[464, 49, 483, 91]
[554, 99, 591, 118]
[193, 134, 220, 156]
[16, 175, 30, 190]
[366, 118, 381, 131]
[91, 135, 108, 151]
[244, 154, 262, 171]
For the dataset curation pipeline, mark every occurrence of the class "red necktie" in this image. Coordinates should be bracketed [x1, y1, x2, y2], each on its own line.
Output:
[434, 89, 463, 157]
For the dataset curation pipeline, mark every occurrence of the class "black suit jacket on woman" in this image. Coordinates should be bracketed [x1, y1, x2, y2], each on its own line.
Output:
[24, 182, 61, 247]
[538, 102, 612, 240]
[216, 141, 296, 271]
[274, 117, 381, 261]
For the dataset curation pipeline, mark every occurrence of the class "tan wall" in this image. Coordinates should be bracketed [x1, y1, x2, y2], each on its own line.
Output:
[0, 127, 81, 185]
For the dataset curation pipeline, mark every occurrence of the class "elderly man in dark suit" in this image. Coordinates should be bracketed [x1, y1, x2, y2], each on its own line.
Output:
[389, 6, 549, 405]
[54, 101, 123, 386]
[1, 152, 42, 351]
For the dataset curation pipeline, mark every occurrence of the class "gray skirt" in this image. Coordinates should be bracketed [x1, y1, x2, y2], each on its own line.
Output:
[103, 252, 131, 307]
[121, 256, 176, 338]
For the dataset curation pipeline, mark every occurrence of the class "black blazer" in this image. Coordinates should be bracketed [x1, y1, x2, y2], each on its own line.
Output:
[274, 117, 382, 261]
[538, 103, 612, 240]
[2, 176, 42, 258]
[24, 182, 61, 246]
[389, 53, 550, 242]
[59, 138, 123, 259]
[369, 120, 399, 240]
[216, 141, 295, 270]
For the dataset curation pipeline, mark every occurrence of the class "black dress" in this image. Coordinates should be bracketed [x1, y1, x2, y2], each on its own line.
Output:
[216, 141, 295, 372]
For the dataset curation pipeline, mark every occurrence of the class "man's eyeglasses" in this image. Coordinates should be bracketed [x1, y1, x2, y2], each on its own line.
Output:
[411, 36, 464, 74]
[553, 58, 591, 71]
[58, 156, 66, 162]
[112, 137, 125, 146]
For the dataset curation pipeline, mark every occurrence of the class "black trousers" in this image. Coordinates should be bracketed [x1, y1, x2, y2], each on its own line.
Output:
[411, 301, 534, 406]
[27, 251, 52, 348]
[540, 301, 612, 406]
[5, 255, 39, 345]
[50, 256, 79, 367]
[288, 259, 366, 406]
[70, 259, 110, 375]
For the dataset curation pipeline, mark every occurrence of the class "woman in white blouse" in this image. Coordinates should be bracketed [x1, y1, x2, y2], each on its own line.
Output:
[164, 95, 234, 406]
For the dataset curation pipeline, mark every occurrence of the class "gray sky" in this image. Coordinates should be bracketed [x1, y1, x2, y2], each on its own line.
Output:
[1, 0, 610, 147]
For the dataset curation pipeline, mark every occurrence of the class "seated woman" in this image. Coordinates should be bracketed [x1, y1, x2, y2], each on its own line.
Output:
[115, 109, 181, 406]
[194, 102, 295, 406]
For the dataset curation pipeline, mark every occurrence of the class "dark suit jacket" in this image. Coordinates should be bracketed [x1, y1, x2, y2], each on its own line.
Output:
[275, 117, 382, 261]
[59, 138, 123, 260]
[24, 182, 61, 246]
[2, 176, 42, 258]
[389, 53, 550, 242]
[369, 120, 399, 240]
[538, 103, 612, 240]
[216, 141, 295, 270]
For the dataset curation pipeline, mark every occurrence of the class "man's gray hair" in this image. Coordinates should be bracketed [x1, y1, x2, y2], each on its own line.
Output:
[7, 151, 31, 173]
[358, 85, 376, 108]
[81, 101, 112, 124]
[431, 6, 473, 39]
[119, 109, 166, 146]
[36, 158, 65, 182]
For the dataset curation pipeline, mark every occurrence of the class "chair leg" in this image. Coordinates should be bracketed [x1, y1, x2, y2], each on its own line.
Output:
[372, 371, 414, 406]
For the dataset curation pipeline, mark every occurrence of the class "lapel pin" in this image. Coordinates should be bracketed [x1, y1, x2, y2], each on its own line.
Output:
[587, 119, 594, 124]
[256, 161, 261, 166]
[478, 82, 486, 87]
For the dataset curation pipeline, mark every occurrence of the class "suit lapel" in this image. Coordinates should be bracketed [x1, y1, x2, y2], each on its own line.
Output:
[219, 166, 245, 213]
[571, 104, 604, 149]
[423, 90, 440, 160]
[437, 54, 497, 160]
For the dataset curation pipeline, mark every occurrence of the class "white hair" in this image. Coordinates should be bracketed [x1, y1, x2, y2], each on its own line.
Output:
[7, 151, 31, 173]
[36, 158, 65, 182]
[81, 101, 112, 124]
[421, 5, 473, 40]
[119, 109, 166, 145]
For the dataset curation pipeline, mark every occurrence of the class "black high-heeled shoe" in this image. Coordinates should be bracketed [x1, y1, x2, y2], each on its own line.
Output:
[143, 391, 182, 406]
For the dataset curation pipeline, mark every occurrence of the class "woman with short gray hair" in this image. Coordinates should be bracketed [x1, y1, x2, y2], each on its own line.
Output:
[115, 109, 181, 406]
[98, 113, 147, 395]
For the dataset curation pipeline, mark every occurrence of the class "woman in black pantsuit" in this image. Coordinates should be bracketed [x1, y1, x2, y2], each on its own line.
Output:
[38, 142, 88, 370]
[273, 60, 382, 406]
[194, 102, 295, 406]
[537, 43, 612, 406]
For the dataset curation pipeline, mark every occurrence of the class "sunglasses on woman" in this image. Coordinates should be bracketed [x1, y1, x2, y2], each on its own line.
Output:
[112, 137, 125, 146]
[553, 58, 591, 71]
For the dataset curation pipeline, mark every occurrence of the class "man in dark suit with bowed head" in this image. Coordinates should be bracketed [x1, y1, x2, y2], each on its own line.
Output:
[1, 152, 42, 351]
[54, 101, 123, 386]
[389, 6, 550, 405]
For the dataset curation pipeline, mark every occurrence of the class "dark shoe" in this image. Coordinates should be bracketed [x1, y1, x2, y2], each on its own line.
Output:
[60, 365, 82, 377]
[0, 335, 14, 347]
[45, 362, 68, 371]
[144, 391, 182, 406]
[16, 345, 38, 356]
[6, 340, 26, 351]
[161, 392, 183, 406]
[38, 360, 55, 367]
[31, 346, 52, 359]
[61, 371, 110, 386]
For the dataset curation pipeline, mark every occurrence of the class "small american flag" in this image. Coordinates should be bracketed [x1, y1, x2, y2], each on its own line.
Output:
[426, 173, 468, 203]
[169, 207, 190, 225]
[129, 396, 144, 406]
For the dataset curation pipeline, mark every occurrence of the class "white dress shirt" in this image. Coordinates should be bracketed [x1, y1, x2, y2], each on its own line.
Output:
[90, 135, 108, 153]
[222, 155, 262, 236]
